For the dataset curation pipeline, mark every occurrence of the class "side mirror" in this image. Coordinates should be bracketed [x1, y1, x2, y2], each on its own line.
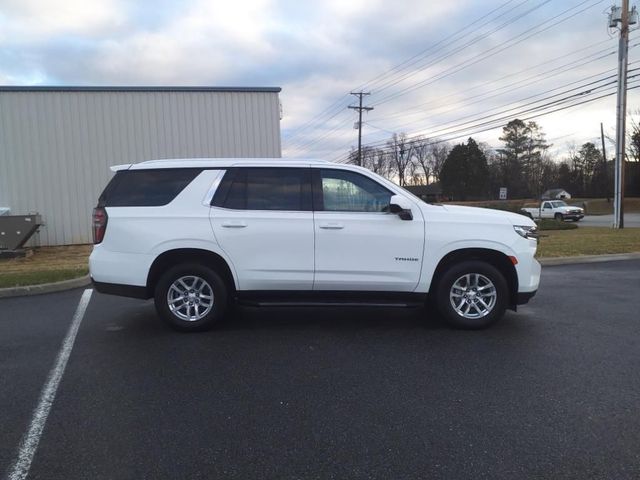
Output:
[389, 194, 413, 221]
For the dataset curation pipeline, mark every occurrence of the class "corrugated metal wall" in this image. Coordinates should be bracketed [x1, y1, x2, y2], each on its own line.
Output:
[0, 89, 281, 246]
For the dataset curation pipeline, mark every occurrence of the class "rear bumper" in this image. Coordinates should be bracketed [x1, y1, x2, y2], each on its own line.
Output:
[92, 279, 151, 299]
[89, 245, 154, 287]
[516, 290, 537, 305]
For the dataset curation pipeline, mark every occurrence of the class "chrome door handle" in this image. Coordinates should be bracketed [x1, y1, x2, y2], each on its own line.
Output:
[319, 223, 344, 230]
[221, 221, 247, 228]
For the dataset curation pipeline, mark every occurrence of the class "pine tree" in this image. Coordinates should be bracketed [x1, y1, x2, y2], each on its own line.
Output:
[498, 119, 549, 198]
[440, 138, 489, 200]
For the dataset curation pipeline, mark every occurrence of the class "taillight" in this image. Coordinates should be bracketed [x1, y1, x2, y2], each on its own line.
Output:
[92, 207, 108, 244]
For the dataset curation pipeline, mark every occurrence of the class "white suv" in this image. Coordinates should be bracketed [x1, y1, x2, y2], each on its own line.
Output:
[89, 158, 540, 331]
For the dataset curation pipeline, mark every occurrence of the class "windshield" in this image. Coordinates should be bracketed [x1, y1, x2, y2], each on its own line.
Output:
[551, 201, 567, 208]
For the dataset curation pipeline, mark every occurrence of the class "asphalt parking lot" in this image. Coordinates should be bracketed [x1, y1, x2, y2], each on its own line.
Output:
[2, 261, 640, 480]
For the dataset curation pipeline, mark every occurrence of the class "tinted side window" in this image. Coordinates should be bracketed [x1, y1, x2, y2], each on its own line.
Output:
[99, 169, 203, 207]
[214, 168, 311, 211]
[319, 169, 392, 212]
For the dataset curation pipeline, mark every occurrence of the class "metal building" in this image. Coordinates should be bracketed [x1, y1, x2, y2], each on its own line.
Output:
[0, 86, 282, 246]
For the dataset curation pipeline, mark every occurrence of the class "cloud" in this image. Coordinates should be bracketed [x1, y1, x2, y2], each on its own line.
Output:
[0, 0, 126, 39]
[0, 0, 636, 160]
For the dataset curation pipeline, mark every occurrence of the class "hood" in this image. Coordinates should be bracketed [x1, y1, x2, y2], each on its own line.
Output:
[558, 205, 584, 212]
[437, 204, 536, 227]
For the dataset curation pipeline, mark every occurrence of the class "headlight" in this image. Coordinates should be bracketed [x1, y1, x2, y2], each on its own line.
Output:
[514, 225, 538, 240]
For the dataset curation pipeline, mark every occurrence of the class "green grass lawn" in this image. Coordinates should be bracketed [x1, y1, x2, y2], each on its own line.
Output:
[0, 268, 88, 288]
[537, 227, 640, 258]
[0, 245, 90, 288]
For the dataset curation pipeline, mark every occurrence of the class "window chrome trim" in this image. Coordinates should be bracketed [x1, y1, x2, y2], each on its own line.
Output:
[202, 170, 226, 206]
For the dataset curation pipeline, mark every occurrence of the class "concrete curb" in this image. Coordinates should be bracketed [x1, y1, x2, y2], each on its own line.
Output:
[538, 252, 640, 266]
[0, 274, 91, 299]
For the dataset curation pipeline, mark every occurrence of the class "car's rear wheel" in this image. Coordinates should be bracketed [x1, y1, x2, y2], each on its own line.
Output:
[154, 263, 228, 331]
[554, 213, 564, 221]
[435, 261, 508, 329]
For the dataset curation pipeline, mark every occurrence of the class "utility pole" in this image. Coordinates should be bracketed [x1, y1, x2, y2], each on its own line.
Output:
[600, 123, 610, 201]
[348, 92, 373, 166]
[610, 1, 638, 228]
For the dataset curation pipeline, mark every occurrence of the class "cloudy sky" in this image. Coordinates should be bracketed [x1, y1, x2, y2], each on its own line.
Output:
[1, 0, 638, 161]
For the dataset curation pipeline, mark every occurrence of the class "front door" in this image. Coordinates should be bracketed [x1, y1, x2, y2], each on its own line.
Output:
[312, 168, 424, 292]
[210, 167, 314, 290]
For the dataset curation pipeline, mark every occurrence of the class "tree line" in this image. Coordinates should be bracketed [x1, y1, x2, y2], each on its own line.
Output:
[347, 118, 640, 200]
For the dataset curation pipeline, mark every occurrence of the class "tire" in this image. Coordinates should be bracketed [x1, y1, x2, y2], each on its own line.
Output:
[154, 263, 228, 332]
[435, 260, 508, 329]
[554, 213, 564, 222]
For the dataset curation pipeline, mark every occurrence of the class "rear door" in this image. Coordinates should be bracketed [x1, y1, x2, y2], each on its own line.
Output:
[210, 167, 314, 290]
[312, 168, 424, 292]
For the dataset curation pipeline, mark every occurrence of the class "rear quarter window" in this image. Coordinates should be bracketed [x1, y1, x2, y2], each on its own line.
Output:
[98, 169, 203, 207]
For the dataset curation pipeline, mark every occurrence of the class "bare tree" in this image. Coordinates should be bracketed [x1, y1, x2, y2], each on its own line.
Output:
[429, 141, 450, 183]
[406, 158, 424, 185]
[411, 136, 431, 185]
[387, 133, 413, 186]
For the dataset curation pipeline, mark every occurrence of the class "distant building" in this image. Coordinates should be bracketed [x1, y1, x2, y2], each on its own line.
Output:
[403, 183, 443, 203]
[541, 188, 571, 200]
[0, 86, 282, 245]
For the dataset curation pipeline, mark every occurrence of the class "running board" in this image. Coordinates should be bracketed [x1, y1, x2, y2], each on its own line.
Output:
[235, 291, 427, 308]
[238, 300, 423, 308]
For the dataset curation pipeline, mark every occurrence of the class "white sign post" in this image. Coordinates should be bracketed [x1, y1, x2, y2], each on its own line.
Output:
[499, 187, 507, 200]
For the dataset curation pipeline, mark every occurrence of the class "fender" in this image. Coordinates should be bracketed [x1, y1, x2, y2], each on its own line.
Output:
[418, 239, 517, 293]
[149, 239, 239, 289]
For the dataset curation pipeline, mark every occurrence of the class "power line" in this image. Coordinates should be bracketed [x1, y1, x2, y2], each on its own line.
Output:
[292, 39, 620, 155]
[310, 53, 639, 160]
[285, 114, 353, 154]
[369, 39, 620, 124]
[333, 80, 640, 161]
[367, 0, 552, 96]
[289, 0, 605, 153]
[284, 0, 547, 146]
[354, 0, 523, 92]
[371, 0, 606, 107]
[283, 96, 351, 143]
[364, 62, 640, 139]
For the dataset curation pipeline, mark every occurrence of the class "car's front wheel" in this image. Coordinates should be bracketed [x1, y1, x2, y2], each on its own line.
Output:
[154, 263, 228, 331]
[554, 213, 564, 221]
[435, 261, 508, 329]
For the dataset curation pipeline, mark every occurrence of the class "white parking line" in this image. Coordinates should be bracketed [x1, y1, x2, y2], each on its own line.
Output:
[7, 288, 93, 480]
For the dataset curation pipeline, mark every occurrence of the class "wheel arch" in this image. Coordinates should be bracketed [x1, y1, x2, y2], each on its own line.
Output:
[429, 248, 519, 307]
[147, 248, 237, 295]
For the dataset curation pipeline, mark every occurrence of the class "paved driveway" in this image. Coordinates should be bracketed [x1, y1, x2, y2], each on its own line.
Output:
[2, 261, 640, 479]
[581, 213, 640, 227]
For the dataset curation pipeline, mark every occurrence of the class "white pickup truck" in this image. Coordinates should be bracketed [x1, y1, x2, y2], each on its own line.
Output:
[521, 200, 584, 222]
